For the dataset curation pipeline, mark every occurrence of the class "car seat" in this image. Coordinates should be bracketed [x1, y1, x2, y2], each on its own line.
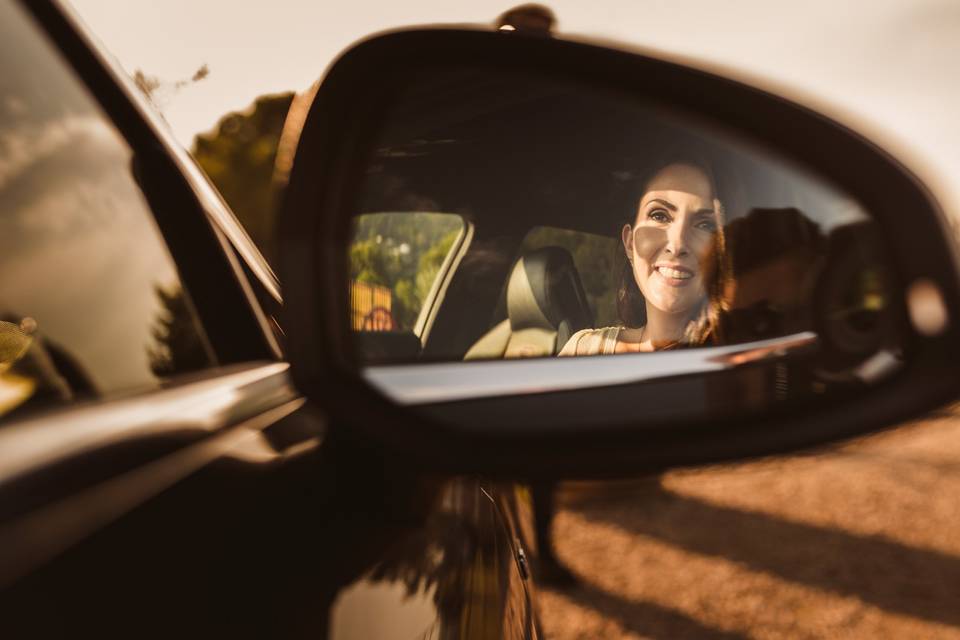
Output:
[464, 246, 593, 359]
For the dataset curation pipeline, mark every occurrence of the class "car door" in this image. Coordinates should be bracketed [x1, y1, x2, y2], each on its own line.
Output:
[0, 2, 329, 636]
[1, 4, 539, 639]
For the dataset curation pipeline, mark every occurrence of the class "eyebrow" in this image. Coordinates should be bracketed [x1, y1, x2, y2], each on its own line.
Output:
[647, 198, 677, 211]
[646, 198, 715, 216]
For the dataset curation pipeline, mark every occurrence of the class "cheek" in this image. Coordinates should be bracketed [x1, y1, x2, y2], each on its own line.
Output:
[692, 233, 717, 268]
[633, 227, 666, 263]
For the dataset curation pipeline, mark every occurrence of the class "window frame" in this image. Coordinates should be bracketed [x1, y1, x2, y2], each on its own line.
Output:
[0, 2, 316, 590]
[414, 219, 474, 344]
[20, 0, 280, 368]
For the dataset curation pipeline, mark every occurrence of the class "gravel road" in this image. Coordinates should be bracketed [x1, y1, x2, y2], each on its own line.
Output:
[537, 406, 960, 639]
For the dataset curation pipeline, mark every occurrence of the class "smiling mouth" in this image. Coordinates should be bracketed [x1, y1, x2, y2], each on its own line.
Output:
[655, 265, 694, 281]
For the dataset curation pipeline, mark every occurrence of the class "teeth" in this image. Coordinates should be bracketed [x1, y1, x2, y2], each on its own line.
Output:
[657, 267, 692, 280]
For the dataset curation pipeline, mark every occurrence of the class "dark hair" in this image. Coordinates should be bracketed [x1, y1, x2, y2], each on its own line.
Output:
[616, 157, 732, 347]
[725, 207, 823, 276]
[616, 257, 646, 328]
[715, 207, 824, 341]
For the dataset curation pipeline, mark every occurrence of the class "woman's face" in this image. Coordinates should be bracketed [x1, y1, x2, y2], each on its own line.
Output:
[622, 163, 720, 317]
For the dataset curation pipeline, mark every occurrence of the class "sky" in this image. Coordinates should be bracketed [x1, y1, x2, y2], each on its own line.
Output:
[68, 0, 960, 217]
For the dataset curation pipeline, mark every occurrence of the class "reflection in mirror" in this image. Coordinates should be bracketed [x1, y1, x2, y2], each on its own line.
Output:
[350, 212, 466, 362]
[345, 68, 902, 416]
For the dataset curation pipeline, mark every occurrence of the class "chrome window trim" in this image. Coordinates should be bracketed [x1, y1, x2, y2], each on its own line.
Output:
[0, 361, 307, 587]
[0, 362, 296, 486]
[363, 332, 818, 405]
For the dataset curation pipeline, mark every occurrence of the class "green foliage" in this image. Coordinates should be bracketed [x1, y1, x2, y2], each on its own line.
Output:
[416, 229, 460, 303]
[350, 240, 391, 287]
[349, 213, 464, 330]
[192, 92, 295, 267]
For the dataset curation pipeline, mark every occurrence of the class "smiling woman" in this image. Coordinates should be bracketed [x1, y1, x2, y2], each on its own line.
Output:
[561, 159, 727, 355]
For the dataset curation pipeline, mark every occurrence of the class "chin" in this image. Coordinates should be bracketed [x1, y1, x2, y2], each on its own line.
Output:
[647, 290, 702, 317]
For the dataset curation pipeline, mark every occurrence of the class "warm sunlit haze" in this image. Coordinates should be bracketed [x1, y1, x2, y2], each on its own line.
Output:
[69, 0, 960, 226]
[6, 3, 960, 637]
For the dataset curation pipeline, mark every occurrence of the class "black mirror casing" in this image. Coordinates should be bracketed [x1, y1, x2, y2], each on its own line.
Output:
[279, 27, 960, 478]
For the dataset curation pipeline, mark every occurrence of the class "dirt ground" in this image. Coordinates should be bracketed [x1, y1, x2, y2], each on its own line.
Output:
[536, 405, 960, 639]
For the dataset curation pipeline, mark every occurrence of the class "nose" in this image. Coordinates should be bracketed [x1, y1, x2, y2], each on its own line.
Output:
[664, 219, 691, 257]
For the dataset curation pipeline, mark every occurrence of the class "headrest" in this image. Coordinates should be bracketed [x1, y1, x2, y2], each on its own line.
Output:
[507, 246, 592, 333]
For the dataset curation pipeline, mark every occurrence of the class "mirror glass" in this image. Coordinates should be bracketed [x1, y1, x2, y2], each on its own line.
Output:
[345, 68, 902, 416]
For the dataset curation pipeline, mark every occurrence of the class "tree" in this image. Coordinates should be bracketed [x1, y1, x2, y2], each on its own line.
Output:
[349, 213, 463, 330]
[192, 93, 295, 268]
[132, 64, 209, 111]
[148, 286, 211, 377]
[131, 66, 293, 269]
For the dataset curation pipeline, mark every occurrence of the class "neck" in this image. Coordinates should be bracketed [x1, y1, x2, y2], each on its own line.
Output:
[642, 305, 695, 348]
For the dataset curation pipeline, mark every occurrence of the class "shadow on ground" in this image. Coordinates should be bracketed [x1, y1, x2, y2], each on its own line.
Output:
[559, 481, 960, 629]
[543, 579, 750, 639]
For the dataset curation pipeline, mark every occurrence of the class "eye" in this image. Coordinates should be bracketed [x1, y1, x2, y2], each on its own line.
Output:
[647, 208, 671, 224]
[695, 218, 717, 232]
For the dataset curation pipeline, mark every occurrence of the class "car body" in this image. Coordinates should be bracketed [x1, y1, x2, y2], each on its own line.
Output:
[0, 2, 539, 638]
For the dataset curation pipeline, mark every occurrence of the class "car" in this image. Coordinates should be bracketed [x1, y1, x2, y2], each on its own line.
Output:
[3, 2, 960, 639]
[0, 2, 538, 638]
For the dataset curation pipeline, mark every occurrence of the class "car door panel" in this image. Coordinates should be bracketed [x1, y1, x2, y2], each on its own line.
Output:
[0, 365, 322, 633]
[328, 478, 537, 640]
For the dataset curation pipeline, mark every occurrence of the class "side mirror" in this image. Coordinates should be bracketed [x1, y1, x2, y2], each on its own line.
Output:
[280, 27, 960, 477]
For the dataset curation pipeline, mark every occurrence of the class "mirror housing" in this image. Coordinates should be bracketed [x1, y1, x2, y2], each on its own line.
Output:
[280, 27, 960, 478]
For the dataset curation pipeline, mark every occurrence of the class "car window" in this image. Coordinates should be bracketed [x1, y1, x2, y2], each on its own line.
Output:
[0, 3, 216, 423]
[349, 212, 465, 333]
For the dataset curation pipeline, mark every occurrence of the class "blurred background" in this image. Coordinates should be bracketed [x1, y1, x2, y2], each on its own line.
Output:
[69, 1, 960, 637]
